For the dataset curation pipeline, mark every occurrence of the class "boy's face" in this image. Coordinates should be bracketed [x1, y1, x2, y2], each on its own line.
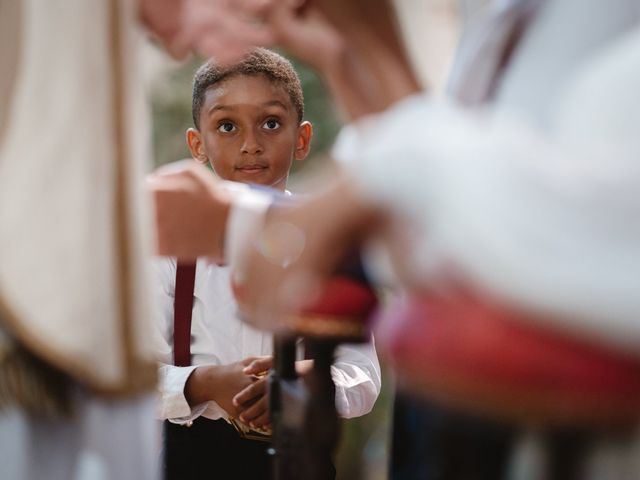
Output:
[187, 74, 311, 191]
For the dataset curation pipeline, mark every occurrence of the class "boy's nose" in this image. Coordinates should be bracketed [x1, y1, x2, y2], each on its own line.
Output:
[241, 131, 264, 155]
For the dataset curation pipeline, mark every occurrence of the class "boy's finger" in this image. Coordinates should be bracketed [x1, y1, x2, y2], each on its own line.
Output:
[238, 397, 269, 424]
[248, 410, 270, 429]
[233, 378, 267, 407]
[241, 356, 257, 367]
[243, 356, 273, 374]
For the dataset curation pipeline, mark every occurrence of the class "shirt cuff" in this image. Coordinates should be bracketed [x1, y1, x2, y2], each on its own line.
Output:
[158, 364, 207, 423]
[331, 364, 380, 419]
[221, 181, 273, 273]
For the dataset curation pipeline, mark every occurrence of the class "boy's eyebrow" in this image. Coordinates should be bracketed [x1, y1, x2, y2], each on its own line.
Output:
[261, 100, 290, 111]
[207, 104, 232, 116]
[207, 100, 290, 117]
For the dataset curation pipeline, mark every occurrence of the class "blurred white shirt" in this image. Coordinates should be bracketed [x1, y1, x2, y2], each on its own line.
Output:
[333, 0, 640, 353]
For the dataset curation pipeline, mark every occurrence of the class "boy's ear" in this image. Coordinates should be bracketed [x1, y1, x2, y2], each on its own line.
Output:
[294, 121, 313, 161]
[186, 128, 208, 165]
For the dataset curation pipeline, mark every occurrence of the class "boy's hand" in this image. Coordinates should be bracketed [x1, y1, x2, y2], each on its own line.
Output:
[233, 376, 270, 429]
[185, 358, 264, 417]
[211, 362, 255, 417]
[233, 358, 313, 428]
[242, 356, 274, 377]
[148, 161, 231, 261]
[233, 356, 273, 428]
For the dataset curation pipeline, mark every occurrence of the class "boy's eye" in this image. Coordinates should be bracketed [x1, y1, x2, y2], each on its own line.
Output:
[263, 119, 280, 130]
[218, 122, 236, 133]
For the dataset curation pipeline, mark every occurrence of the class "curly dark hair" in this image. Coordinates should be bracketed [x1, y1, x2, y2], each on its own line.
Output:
[192, 48, 304, 130]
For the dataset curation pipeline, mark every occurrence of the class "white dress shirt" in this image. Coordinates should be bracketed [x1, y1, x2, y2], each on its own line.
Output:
[333, 0, 640, 353]
[155, 257, 382, 424]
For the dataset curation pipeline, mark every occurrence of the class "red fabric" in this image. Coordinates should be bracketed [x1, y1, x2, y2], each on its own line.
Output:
[301, 276, 378, 325]
[173, 262, 197, 367]
[232, 276, 378, 325]
[379, 293, 640, 424]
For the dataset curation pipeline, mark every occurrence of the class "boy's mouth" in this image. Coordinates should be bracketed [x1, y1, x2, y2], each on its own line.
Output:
[236, 163, 268, 173]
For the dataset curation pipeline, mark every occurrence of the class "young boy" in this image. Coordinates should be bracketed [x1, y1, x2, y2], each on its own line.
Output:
[154, 49, 381, 480]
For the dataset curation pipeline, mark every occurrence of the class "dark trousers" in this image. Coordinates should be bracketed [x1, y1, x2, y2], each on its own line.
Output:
[390, 394, 517, 480]
[164, 418, 274, 480]
[389, 394, 626, 480]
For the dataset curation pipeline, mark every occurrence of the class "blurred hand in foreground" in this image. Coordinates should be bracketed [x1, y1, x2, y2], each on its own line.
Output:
[233, 174, 384, 332]
[261, 0, 422, 121]
[147, 161, 231, 262]
[140, 0, 419, 117]
[138, 0, 273, 62]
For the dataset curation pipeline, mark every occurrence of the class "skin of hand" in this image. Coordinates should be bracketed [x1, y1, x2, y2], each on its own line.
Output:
[138, 0, 273, 62]
[137, 0, 191, 59]
[233, 173, 385, 332]
[233, 356, 272, 428]
[147, 162, 231, 261]
[177, 0, 274, 64]
[185, 357, 266, 418]
[232, 376, 271, 428]
[259, 0, 423, 121]
[234, 357, 314, 428]
[139, 0, 420, 117]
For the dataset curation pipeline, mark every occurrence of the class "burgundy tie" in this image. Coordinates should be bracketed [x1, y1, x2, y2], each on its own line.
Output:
[173, 261, 196, 367]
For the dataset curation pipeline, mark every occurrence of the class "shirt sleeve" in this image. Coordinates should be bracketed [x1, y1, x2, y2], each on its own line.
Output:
[158, 364, 209, 423]
[332, 31, 640, 353]
[331, 336, 382, 418]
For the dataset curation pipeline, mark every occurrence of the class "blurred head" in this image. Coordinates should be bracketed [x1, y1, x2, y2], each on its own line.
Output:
[187, 49, 312, 191]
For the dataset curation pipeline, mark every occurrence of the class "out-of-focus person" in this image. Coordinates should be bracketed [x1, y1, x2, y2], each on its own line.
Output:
[0, 0, 275, 478]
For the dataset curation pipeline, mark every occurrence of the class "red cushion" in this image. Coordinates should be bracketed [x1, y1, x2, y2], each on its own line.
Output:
[378, 293, 640, 426]
[233, 276, 378, 341]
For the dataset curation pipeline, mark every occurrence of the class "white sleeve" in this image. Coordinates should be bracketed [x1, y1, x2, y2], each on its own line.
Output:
[152, 258, 208, 423]
[331, 336, 382, 418]
[158, 365, 209, 423]
[333, 30, 640, 353]
[221, 181, 273, 271]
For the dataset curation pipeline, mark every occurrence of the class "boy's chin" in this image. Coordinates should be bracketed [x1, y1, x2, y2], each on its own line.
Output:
[234, 171, 267, 182]
[233, 170, 278, 187]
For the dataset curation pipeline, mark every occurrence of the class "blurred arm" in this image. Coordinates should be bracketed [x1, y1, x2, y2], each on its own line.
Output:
[331, 336, 382, 418]
[333, 30, 640, 352]
[148, 163, 273, 263]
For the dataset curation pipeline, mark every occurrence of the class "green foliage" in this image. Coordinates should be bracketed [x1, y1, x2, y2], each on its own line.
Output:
[336, 364, 393, 480]
[151, 57, 201, 168]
